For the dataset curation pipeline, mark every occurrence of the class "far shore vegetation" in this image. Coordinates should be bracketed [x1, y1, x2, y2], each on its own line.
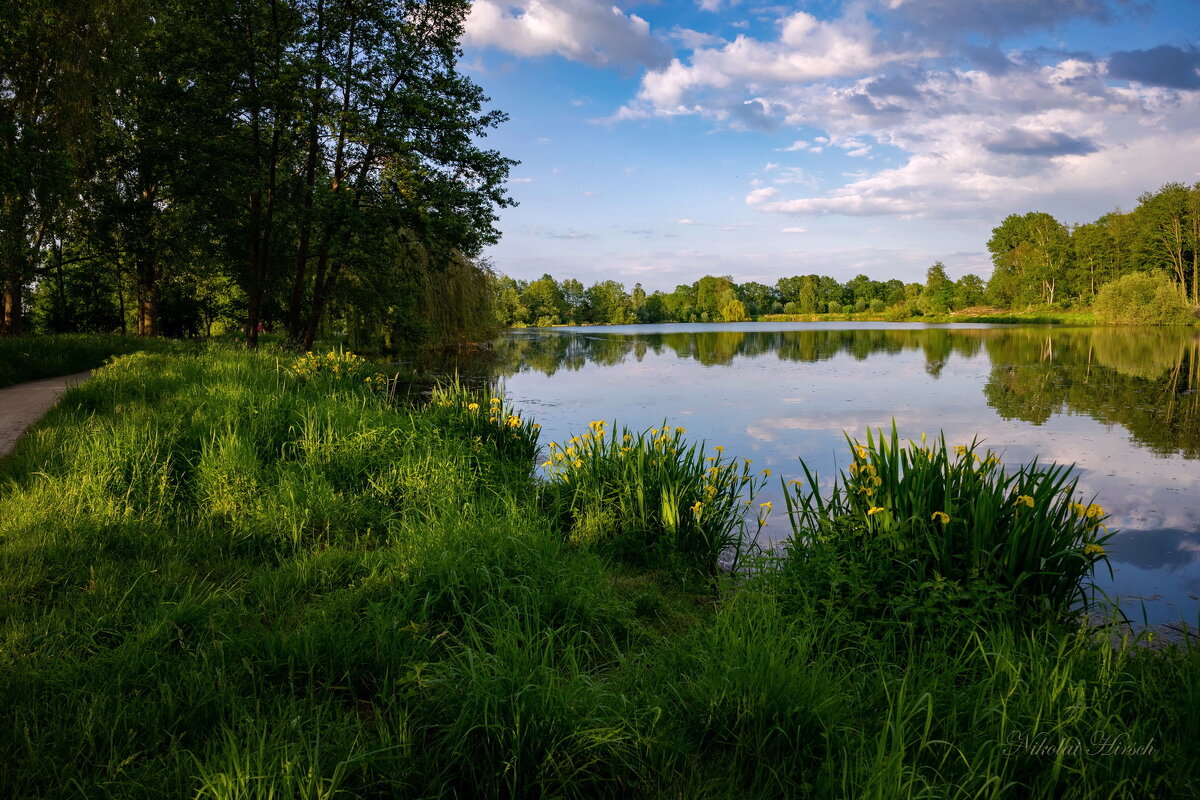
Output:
[495, 182, 1200, 332]
[1, 346, 1197, 798]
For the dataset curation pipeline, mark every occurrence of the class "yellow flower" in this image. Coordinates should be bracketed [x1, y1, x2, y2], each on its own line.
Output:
[623, 434, 633, 444]
[954, 445, 967, 457]
[714, 445, 724, 453]
[691, 501, 703, 514]
[532, 424, 540, 430]
[490, 397, 501, 405]
[676, 426, 686, 433]
[854, 445, 868, 459]
[931, 511, 950, 524]
[872, 475, 882, 487]
[762, 468, 771, 477]
[467, 403, 479, 411]
[573, 460, 583, 468]
[849, 463, 859, 475]
[1084, 543, 1106, 556]
[1086, 503, 1104, 519]
[743, 458, 752, 466]
[1015, 495, 1035, 508]
[867, 506, 885, 516]
[759, 501, 772, 511]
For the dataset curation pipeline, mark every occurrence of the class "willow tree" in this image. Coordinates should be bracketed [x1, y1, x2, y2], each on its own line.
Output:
[286, 0, 516, 349]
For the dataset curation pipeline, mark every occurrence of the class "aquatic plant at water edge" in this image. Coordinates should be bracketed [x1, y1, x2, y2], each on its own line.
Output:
[782, 425, 1113, 624]
[542, 421, 769, 577]
[424, 380, 541, 468]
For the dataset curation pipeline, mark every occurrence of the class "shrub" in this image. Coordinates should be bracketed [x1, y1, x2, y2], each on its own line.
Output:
[781, 426, 1113, 626]
[1092, 271, 1195, 325]
[542, 421, 768, 577]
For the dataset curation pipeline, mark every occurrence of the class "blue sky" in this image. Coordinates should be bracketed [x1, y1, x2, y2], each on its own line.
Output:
[462, 0, 1200, 291]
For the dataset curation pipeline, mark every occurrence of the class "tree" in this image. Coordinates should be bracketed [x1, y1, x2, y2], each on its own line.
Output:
[952, 273, 986, 309]
[986, 212, 1071, 307]
[921, 262, 953, 314]
[521, 274, 566, 325]
[1, 0, 130, 334]
[1134, 183, 1192, 304]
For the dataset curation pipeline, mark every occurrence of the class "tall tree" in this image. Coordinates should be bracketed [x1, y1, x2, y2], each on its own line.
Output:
[1, 0, 126, 334]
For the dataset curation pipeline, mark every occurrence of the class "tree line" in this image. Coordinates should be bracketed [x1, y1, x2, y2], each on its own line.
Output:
[493, 268, 987, 327]
[495, 180, 1200, 327]
[2, 0, 513, 347]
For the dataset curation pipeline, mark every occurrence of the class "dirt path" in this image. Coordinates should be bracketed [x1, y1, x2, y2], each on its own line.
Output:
[0, 371, 93, 459]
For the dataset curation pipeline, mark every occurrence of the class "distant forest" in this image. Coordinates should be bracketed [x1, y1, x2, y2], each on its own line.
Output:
[495, 181, 1200, 327]
[2, 0, 512, 347]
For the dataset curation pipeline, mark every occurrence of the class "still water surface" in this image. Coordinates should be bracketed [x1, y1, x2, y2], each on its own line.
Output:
[479, 322, 1200, 625]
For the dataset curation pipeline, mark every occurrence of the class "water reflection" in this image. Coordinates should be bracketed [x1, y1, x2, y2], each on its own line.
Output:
[482, 323, 1200, 625]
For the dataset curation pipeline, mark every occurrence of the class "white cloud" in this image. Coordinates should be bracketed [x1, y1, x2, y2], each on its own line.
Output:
[781, 226, 808, 233]
[738, 56, 1200, 221]
[617, 10, 920, 121]
[465, 0, 669, 69]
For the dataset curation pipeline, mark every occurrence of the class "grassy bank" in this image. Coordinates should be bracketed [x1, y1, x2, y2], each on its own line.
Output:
[0, 333, 191, 388]
[1, 348, 1197, 798]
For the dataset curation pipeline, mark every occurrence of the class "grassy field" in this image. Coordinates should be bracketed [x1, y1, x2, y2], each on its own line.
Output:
[1, 347, 1197, 798]
[0, 333, 193, 388]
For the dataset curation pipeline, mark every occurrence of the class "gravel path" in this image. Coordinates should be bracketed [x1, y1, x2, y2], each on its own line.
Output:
[0, 371, 92, 459]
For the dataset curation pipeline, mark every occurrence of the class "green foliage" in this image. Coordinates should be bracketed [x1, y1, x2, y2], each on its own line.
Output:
[1, 348, 1199, 798]
[0, 333, 187, 388]
[1092, 271, 1196, 325]
[425, 380, 542, 468]
[782, 426, 1113, 625]
[542, 421, 767, 576]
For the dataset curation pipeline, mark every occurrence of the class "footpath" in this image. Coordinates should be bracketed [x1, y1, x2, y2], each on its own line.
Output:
[0, 371, 92, 459]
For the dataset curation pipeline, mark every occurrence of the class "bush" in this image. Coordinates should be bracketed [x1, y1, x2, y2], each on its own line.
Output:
[1093, 271, 1195, 325]
[781, 426, 1112, 626]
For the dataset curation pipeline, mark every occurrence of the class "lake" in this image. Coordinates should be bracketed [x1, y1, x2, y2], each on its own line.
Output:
[474, 322, 1199, 626]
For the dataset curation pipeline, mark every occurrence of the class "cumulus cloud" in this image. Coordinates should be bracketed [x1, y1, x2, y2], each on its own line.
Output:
[721, 47, 1200, 221]
[464, 0, 669, 69]
[617, 10, 919, 121]
[1107, 45, 1200, 90]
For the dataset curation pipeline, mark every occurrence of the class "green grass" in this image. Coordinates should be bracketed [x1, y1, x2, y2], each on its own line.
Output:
[0, 348, 1197, 798]
[0, 333, 192, 388]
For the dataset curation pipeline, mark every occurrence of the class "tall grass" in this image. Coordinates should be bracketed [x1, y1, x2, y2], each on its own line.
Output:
[0, 333, 188, 387]
[0, 348, 1196, 798]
